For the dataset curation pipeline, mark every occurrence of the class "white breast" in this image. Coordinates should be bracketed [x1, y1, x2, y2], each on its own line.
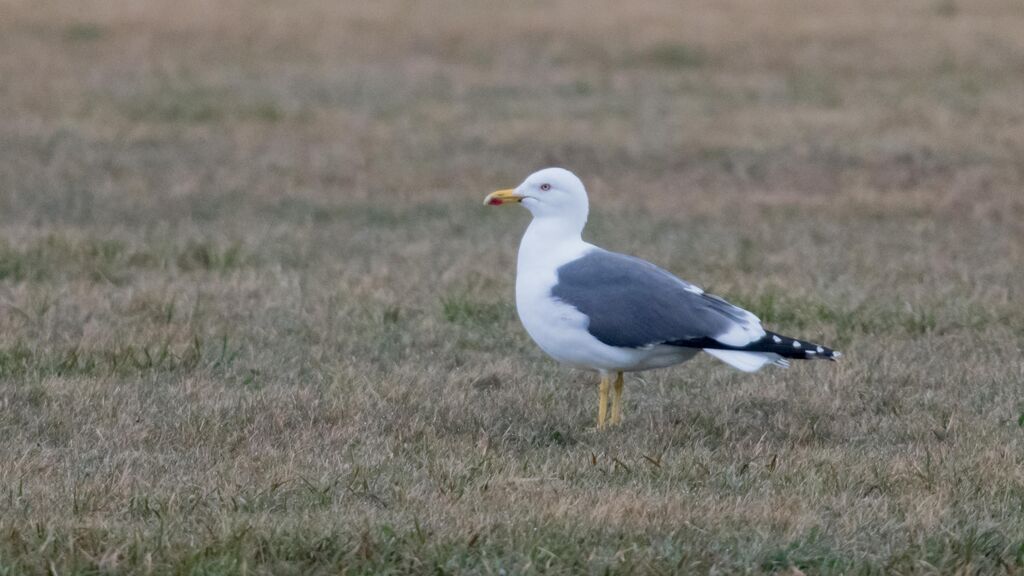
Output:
[513, 232, 697, 373]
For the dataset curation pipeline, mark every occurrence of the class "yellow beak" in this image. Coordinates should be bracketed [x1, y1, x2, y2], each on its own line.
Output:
[484, 189, 524, 206]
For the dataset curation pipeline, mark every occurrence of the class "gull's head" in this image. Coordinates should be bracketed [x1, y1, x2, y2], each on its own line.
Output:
[484, 167, 589, 224]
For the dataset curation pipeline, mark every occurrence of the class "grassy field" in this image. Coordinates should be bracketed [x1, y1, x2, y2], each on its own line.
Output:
[2, 0, 1024, 573]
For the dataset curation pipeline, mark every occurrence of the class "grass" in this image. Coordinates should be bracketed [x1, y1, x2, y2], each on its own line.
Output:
[2, 0, 1024, 573]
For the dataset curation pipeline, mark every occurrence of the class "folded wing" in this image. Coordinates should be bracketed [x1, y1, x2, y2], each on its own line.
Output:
[550, 249, 766, 350]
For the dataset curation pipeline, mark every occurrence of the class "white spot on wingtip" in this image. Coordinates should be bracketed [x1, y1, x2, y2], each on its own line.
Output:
[792, 341, 801, 348]
[816, 346, 824, 353]
[772, 335, 782, 343]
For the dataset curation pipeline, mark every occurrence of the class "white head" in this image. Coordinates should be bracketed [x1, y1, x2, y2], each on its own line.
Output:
[484, 167, 589, 233]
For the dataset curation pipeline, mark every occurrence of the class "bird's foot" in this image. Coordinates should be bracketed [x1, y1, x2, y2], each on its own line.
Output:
[597, 375, 610, 429]
[610, 372, 624, 426]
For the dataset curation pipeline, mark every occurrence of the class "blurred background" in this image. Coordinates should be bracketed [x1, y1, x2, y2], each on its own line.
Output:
[2, 0, 1023, 572]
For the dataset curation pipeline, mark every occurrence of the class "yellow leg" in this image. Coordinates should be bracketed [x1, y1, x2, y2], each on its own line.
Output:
[598, 374, 610, 429]
[611, 372, 624, 425]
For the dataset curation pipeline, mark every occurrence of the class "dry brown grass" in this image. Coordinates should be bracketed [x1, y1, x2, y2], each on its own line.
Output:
[1, 0, 1024, 573]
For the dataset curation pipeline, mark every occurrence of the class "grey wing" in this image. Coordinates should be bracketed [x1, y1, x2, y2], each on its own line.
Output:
[550, 249, 765, 349]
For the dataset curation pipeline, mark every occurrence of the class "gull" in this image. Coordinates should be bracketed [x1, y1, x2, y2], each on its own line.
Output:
[484, 167, 840, 429]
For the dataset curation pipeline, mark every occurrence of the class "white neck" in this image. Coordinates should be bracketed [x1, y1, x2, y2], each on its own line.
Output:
[517, 214, 590, 276]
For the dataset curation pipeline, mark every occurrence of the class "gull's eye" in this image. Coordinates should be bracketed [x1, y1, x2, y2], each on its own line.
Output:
[540, 183, 551, 191]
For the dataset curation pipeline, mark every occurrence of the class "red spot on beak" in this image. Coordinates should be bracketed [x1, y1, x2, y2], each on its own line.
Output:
[488, 198, 503, 206]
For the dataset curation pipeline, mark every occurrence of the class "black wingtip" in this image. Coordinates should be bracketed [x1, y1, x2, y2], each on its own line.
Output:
[667, 332, 841, 362]
[752, 332, 841, 361]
